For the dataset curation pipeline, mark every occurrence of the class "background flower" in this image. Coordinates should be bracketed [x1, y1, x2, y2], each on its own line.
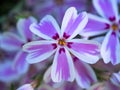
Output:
[23, 7, 100, 83]
[81, 0, 120, 65]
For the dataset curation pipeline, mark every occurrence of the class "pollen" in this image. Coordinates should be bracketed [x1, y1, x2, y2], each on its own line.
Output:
[58, 39, 66, 46]
[111, 23, 118, 31]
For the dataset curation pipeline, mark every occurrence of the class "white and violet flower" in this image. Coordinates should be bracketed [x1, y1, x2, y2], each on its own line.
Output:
[23, 7, 100, 82]
[0, 16, 37, 82]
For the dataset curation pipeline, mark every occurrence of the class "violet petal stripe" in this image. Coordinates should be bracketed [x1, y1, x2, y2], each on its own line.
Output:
[51, 47, 75, 82]
[17, 16, 37, 41]
[0, 61, 19, 83]
[61, 7, 88, 39]
[0, 32, 22, 51]
[74, 57, 97, 89]
[30, 15, 60, 40]
[61, 7, 77, 37]
[23, 41, 56, 63]
[68, 11, 88, 39]
[93, 0, 118, 20]
[81, 14, 110, 36]
[13, 51, 29, 75]
[101, 30, 120, 65]
[67, 39, 100, 64]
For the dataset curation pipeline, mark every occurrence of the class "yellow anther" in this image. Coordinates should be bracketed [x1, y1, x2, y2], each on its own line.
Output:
[58, 39, 66, 46]
[112, 23, 118, 31]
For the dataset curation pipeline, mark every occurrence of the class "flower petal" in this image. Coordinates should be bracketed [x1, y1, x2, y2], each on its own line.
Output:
[30, 15, 60, 40]
[0, 61, 19, 83]
[73, 57, 97, 89]
[61, 7, 77, 37]
[17, 84, 34, 90]
[51, 47, 75, 82]
[43, 66, 63, 88]
[81, 14, 110, 37]
[0, 32, 22, 51]
[68, 39, 100, 64]
[17, 16, 37, 41]
[101, 31, 120, 65]
[23, 41, 56, 63]
[93, 0, 118, 20]
[110, 72, 120, 87]
[61, 7, 88, 39]
[13, 51, 29, 74]
[43, 66, 51, 83]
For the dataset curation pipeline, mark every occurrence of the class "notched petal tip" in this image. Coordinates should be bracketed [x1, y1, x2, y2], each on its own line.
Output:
[17, 84, 33, 90]
[66, 7, 77, 12]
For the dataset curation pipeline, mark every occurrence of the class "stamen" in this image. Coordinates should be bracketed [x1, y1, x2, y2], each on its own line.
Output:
[58, 39, 66, 46]
[111, 23, 118, 31]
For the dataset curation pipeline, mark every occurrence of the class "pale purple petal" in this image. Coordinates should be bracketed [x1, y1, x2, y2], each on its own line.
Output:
[23, 41, 56, 63]
[43, 66, 51, 83]
[73, 57, 97, 89]
[61, 7, 88, 39]
[110, 72, 120, 87]
[68, 39, 100, 64]
[81, 14, 110, 36]
[0, 32, 22, 51]
[17, 16, 37, 41]
[17, 84, 33, 90]
[93, 0, 118, 20]
[101, 31, 120, 65]
[61, 7, 77, 37]
[43, 66, 63, 88]
[51, 47, 75, 82]
[0, 61, 19, 82]
[68, 12, 88, 39]
[13, 51, 29, 74]
[30, 15, 60, 40]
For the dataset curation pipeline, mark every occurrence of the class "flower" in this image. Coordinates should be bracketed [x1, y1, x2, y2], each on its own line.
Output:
[0, 16, 37, 82]
[23, 7, 100, 82]
[81, 0, 120, 65]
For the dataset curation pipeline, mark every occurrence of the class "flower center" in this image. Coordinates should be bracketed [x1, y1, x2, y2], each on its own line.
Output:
[58, 39, 66, 46]
[111, 23, 118, 31]
[54, 0, 64, 5]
